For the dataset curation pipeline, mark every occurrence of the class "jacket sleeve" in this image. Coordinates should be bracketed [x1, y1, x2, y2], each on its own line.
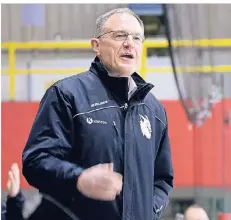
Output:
[153, 110, 174, 220]
[6, 192, 25, 220]
[1, 203, 7, 220]
[22, 85, 84, 197]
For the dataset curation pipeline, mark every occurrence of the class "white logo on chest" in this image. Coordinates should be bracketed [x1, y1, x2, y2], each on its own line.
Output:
[139, 114, 152, 139]
[86, 117, 93, 124]
[91, 100, 108, 108]
[86, 117, 107, 125]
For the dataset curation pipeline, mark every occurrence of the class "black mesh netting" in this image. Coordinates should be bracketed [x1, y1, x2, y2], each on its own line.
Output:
[163, 4, 226, 126]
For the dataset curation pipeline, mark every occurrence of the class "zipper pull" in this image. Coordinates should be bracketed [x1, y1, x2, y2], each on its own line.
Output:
[113, 121, 119, 135]
[124, 103, 128, 110]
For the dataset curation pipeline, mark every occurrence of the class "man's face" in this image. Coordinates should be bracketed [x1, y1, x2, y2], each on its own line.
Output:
[91, 13, 144, 77]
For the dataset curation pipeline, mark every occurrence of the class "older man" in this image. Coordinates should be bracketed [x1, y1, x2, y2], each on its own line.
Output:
[22, 8, 174, 220]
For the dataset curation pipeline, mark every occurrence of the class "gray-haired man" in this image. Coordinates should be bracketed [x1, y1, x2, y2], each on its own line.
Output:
[22, 8, 174, 220]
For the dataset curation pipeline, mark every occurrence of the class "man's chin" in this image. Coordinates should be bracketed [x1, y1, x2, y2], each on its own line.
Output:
[119, 70, 135, 77]
[118, 65, 136, 76]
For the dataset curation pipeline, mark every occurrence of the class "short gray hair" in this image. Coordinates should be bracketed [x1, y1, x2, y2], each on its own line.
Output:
[94, 8, 144, 38]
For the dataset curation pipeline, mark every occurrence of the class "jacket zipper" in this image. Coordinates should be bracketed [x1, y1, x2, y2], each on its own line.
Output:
[113, 121, 120, 135]
[113, 121, 124, 146]
[113, 120, 124, 202]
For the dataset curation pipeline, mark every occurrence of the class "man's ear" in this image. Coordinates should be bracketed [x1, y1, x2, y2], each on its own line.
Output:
[91, 38, 100, 55]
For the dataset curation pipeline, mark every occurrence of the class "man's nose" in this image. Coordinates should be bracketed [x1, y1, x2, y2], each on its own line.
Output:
[123, 35, 135, 48]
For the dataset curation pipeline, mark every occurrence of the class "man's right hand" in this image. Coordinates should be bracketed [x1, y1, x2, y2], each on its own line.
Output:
[77, 163, 123, 201]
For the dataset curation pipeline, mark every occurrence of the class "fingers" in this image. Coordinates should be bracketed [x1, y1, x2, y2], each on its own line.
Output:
[8, 163, 20, 186]
[7, 171, 15, 196]
[6, 163, 20, 197]
[113, 173, 123, 194]
[106, 172, 122, 191]
[99, 173, 117, 190]
[100, 163, 122, 193]
[7, 178, 12, 191]
[11, 163, 20, 180]
[8, 171, 15, 185]
[96, 168, 123, 194]
[100, 189, 117, 201]
[77, 163, 123, 201]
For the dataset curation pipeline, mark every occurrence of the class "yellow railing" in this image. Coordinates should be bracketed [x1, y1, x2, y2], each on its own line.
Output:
[1, 38, 231, 100]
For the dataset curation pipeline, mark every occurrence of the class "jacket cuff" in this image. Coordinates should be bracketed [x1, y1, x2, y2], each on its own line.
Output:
[7, 191, 25, 209]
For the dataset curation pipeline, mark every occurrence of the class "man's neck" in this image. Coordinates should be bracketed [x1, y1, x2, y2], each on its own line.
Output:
[98, 58, 137, 99]
[108, 71, 131, 78]
[99, 58, 132, 78]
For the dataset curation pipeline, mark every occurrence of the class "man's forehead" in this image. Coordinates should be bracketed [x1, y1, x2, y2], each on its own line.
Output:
[104, 13, 143, 34]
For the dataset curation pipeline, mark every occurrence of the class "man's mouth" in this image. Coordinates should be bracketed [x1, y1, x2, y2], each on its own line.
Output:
[120, 53, 134, 59]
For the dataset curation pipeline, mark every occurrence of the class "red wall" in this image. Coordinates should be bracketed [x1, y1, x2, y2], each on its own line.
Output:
[1, 101, 231, 189]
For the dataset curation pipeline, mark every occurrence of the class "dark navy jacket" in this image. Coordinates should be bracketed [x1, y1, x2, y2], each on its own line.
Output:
[22, 57, 174, 220]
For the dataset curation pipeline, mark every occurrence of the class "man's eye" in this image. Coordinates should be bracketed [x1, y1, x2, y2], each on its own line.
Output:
[116, 34, 126, 37]
[134, 37, 141, 40]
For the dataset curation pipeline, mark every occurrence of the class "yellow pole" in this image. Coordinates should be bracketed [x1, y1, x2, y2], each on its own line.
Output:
[9, 44, 15, 101]
[140, 45, 147, 79]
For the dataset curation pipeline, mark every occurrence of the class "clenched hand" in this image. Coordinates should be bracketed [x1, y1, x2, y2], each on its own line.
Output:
[77, 163, 123, 201]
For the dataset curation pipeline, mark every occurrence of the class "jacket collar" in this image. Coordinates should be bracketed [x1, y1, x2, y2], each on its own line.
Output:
[90, 56, 154, 104]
